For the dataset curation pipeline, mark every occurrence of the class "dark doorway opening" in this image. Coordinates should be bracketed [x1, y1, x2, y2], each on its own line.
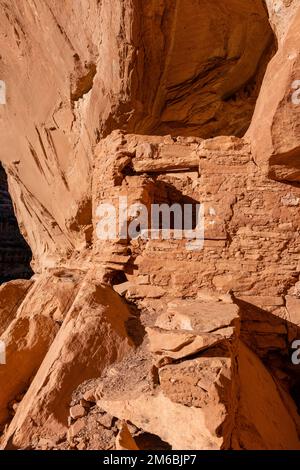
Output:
[152, 181, 199, 231]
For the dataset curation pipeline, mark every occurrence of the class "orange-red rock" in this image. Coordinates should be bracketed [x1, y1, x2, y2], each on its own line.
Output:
[0, 0, 300, 451]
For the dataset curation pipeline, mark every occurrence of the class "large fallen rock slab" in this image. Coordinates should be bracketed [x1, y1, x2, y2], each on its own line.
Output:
[93, 298, 240, 450]
[155, 299, 240, 335]
[158, 355, 236, 443]
[98, 391, 224, 450]
[232, 342, 300, 450]
[95, 339, 300, 450]
[1, 279, 132, 449]
[0, 272, 81, 426]
[146, 326, 224, 361]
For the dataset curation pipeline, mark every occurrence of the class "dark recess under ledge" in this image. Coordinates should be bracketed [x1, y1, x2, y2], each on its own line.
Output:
[0, 163, 33, 284]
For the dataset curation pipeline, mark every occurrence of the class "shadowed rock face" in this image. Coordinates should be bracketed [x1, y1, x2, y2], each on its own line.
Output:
[0, 164, 33, 283]
[131, 0, 276, 139]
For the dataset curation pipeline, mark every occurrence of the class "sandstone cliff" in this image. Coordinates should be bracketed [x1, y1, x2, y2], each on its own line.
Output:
[0, 0, 300, 450]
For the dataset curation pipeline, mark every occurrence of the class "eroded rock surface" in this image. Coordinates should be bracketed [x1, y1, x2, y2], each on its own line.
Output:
[0, 0, 300, 451]
[0, 164, 32, 283]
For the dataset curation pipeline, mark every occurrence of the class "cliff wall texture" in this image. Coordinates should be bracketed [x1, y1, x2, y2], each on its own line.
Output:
[0, 0, 300, 450]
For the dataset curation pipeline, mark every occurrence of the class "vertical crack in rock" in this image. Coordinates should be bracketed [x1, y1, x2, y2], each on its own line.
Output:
[0, 164, 33, 284]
